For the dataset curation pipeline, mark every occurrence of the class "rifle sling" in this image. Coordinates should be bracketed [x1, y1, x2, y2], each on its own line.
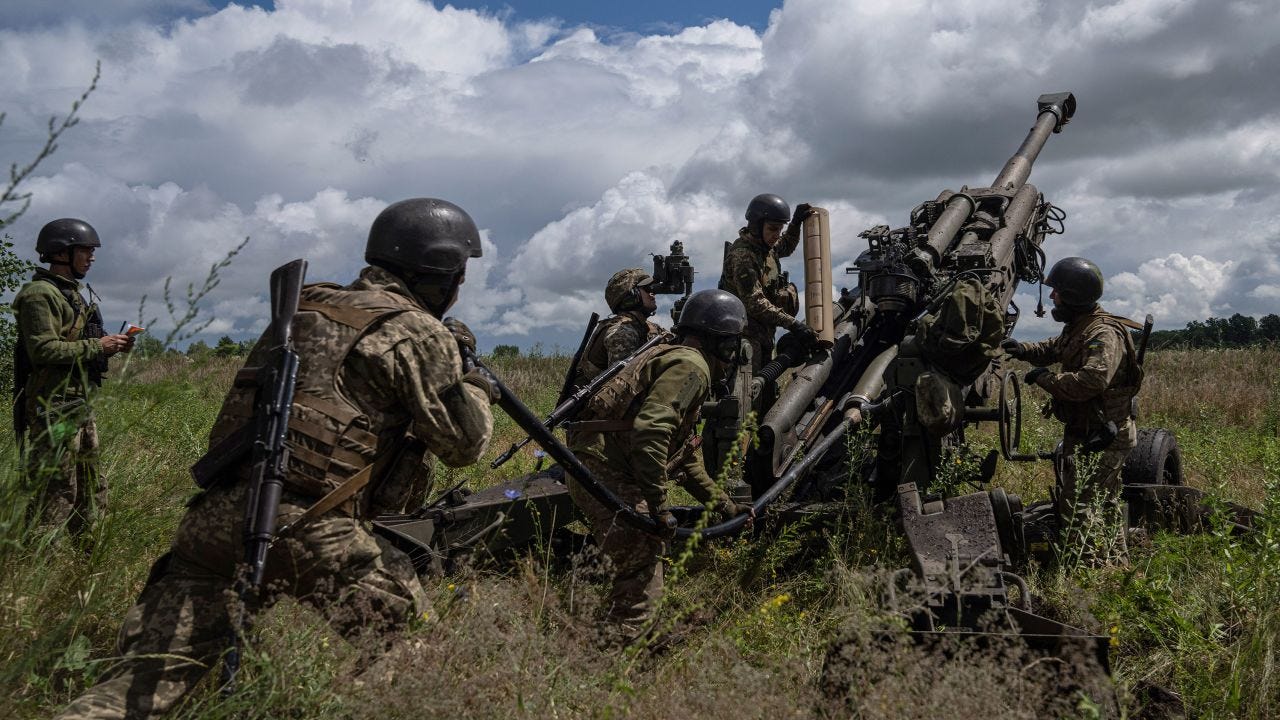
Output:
[282, 461, 375, 532]
[561, 419, 634, 433]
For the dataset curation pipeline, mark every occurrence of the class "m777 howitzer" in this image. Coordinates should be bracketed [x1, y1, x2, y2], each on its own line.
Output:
[369, 93, 1257, 663]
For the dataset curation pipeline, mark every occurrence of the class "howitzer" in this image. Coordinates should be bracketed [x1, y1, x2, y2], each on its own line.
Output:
[490, 330, 672, 469]
[222, 258, 306, 687]
[649, 239, 695, 320]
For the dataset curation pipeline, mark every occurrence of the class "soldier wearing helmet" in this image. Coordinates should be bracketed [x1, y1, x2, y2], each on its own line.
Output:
[13, 218, 134, 536]
[565, 289, 755, 635]
[572, 268, 664, 388]
[1002, 257, 1143, 546]
[58, 199, 497, 719]
[718, 193, 817, 373]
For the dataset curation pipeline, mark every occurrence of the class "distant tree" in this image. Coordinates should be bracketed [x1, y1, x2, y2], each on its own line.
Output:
[1223, 313, 1258, 347]
[134, 334, 165, 357]
[186, 339, 211, 358]
[492, 344, 519, 359]
[1259, 313, 1280, 346]
[213, 335, 241, 357]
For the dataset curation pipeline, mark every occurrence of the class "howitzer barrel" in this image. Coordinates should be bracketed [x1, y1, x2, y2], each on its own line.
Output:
[993, 92, 1076, 191]
[916, 92, 1075, 270]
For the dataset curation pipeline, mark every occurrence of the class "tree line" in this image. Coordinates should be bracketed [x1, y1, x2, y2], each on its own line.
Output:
[1147, 313, 1280, 350]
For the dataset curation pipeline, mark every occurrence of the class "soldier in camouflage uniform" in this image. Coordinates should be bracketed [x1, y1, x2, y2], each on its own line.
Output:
[567, 289, 754, 631]
[56, 199, 497, 720]
[1002, 257, 1142, 534]
[718, 194, 817, 372]
[13, 218, 134, 536]
[571, 268, 664, 388]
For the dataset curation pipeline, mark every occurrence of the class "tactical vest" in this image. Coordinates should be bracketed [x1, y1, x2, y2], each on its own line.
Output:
[569, 344, 706, 462]
[719, 233, 798, 334]
[12, 275, 106, 435]
[209, 282, 420, 499]
[1055, 311, 1143, 429]
[575, 313, 660, 385]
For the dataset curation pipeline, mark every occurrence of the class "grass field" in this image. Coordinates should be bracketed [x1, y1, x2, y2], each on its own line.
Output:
[1, 348, 1276, 718]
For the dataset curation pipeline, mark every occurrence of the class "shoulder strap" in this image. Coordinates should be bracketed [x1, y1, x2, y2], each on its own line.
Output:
[297, 299, 405, 332]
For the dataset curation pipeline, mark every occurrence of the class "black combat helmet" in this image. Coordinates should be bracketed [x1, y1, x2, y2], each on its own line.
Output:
[36, 218, 100, 262]
[1044, 256, 1104, 308]
[744, 193, 790, 237]
[365, 198, 482, 283]
[676, 289, 747, 337]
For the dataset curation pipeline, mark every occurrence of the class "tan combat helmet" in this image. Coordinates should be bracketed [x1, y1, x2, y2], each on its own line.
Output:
[605, 268, 654, 313]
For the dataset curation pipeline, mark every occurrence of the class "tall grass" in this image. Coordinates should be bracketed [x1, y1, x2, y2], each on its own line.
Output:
[1, 348, 1276, 718]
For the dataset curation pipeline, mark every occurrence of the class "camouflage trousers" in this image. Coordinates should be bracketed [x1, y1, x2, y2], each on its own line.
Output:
[1055, 421, 1137, 545]
[25, 404, 104, 537]
[56, 480, 427, 720]
[567, 456, 665, 626]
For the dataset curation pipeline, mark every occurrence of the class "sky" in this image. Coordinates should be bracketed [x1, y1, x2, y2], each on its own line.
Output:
[1, 0, 1278, 351]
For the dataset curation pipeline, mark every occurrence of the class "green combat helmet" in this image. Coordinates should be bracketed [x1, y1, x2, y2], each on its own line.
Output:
[605, 268, 655, 313]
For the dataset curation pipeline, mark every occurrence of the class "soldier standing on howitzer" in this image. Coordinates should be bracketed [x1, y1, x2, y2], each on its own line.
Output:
[1002, 257, 1143, 549]
[56, 198, 499, 720]
[718, 193, 818, 373]
[13, 218, 134, 537]
[571, 268, 664, 388]
[565, 289, 755, 637]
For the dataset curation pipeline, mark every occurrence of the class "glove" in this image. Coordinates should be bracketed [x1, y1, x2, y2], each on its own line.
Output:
[461, 367, 501, 404]
[789, 319, 818, 344]
[1025, 367, 1051, 387]
[791, 202, 814, 225]
[443, 317, 476, 356]
[1000, 338, 1025, 359]
[650, 508, 678, 539]
[714, 499, 755, 520]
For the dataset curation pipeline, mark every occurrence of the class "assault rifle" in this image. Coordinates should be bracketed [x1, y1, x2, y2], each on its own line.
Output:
[222, 258, 306, 687]
[490, 330, 672, 468]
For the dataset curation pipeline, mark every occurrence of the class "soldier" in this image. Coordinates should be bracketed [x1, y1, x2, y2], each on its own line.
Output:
[13, 218, 134, 536]
[571, 268, 664, 387]
[56, 198, 497, 719]
[718, 193, 817, 372]
[1002, 257, 1142, 539]
[566, 289, 755, 634]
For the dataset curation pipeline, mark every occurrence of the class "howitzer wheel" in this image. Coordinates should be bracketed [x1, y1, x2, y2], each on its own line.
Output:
[997, 369, 1027, 460]
[1122, 428, 1183, 486]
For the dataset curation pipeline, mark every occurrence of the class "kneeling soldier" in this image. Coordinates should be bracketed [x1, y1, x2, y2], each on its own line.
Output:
[566, 289, 754, 633]
[56, 198, 497, 719]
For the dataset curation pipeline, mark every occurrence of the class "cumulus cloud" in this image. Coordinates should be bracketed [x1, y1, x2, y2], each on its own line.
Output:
[2, 0, 1279, 351]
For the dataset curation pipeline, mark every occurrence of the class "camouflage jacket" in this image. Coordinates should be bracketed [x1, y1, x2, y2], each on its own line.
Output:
[1019, 306, 1142, 435]
[206, 265, 493, 513]
[718, 225, 802, 343]
[574, 311, 664, 386]
[570, 344, 730, 511]
[13, 267, 105, 414]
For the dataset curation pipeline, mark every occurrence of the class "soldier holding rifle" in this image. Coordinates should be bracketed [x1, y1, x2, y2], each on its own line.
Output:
[571, 267, 664, 388]
[57, 198, 497, 719]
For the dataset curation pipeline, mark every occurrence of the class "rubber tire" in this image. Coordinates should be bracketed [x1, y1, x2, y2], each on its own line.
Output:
[1122, 427, 1183, 486]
